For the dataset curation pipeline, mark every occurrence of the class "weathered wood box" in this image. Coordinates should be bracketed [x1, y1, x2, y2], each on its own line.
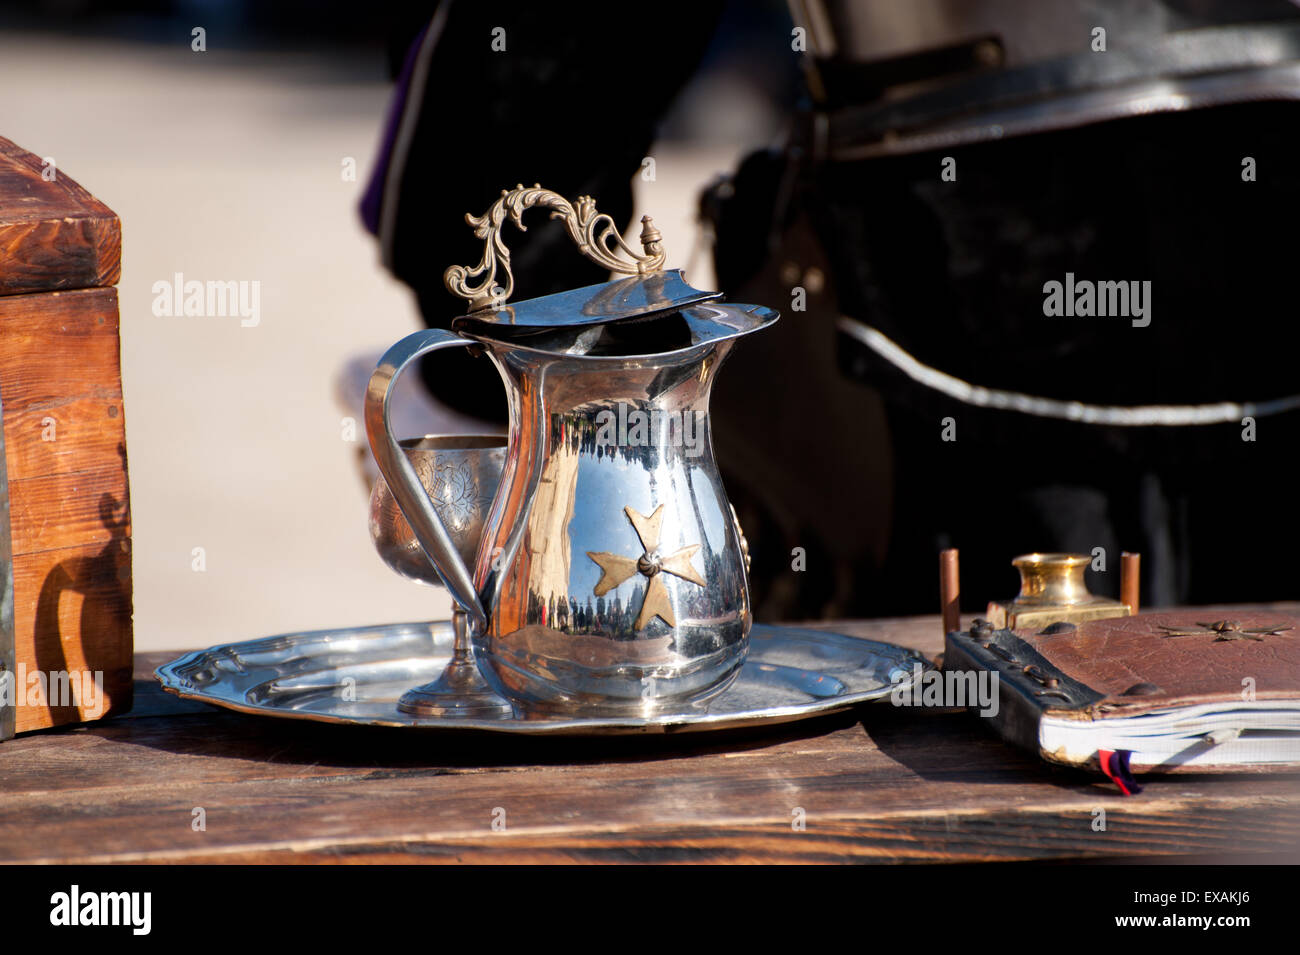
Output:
[0, 135, 132, 737]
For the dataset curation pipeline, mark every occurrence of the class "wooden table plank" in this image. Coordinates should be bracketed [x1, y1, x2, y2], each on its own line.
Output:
[2, 614, 1299, 864]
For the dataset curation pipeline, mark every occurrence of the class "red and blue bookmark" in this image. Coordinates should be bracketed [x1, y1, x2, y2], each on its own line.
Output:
[1098, 749, 1143, 795]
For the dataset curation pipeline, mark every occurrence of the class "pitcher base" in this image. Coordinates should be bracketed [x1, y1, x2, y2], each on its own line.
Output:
[481, 637, 749, 717]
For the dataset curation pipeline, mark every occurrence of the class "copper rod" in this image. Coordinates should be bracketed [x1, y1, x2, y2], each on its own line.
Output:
[940, 548, 960, 635]
[1120, 551, 1140, 614]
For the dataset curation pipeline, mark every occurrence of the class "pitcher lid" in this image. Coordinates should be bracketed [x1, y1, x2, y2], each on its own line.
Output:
[451, 269, 722, 335]
[443, 184, 722, 335]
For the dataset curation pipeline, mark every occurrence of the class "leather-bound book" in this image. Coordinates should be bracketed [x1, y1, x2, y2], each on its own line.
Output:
[943, 610, 1300, 776]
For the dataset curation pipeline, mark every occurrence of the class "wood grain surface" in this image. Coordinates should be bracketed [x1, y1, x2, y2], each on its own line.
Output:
[0, 136, 120, 296]
[2, 614, 1297, 864]
[0, 287, 133, 733]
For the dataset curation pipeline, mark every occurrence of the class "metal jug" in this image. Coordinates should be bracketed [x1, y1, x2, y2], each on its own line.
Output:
[365, 185, 776, 715]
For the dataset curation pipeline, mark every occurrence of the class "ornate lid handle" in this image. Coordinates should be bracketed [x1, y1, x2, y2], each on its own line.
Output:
[443, 183, 666, 313]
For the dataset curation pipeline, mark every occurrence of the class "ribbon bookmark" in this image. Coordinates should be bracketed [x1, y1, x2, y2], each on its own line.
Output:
[1098, 749, 1143, 795]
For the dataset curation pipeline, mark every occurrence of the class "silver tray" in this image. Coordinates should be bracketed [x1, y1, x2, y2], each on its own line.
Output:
[155, 622, 930, 735]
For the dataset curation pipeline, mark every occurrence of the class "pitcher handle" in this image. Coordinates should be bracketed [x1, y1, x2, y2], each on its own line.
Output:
[443, 184, 666, 314]
[364, 329, 490, 634]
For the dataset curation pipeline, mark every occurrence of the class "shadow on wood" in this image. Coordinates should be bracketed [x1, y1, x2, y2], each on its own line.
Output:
[32, 454, 133, 726]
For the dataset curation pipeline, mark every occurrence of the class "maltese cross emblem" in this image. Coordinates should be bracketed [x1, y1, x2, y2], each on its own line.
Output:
[587, 504, 705, 630]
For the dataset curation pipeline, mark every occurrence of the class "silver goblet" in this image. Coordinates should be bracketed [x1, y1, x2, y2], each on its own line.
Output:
[369, 434, 512, 718]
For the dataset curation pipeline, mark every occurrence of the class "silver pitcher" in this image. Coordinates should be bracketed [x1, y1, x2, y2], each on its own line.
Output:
[365, 185, 776, 715]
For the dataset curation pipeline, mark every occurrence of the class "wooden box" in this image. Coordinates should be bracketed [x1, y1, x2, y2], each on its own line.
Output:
[0, 135, 132, 737]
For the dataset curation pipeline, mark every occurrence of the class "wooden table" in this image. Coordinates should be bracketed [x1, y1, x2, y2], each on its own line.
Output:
[3, 614, 1299, 864]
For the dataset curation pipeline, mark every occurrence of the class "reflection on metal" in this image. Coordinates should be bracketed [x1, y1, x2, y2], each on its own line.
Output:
[588, 505, 706, 630]
[729, 503, 751, 575]
[0, 392, 13, 742]
[522, 441, 579, 618]
[467, 321, 765, 715]
[367, 186, 779, 716]
[369, 436, 513, 718]
[155, 621, 932, 735]
[366, 307, 779, 715]
[453, 270, 722, 334]
[444, 184, 668, 313]
[369, 435, 505, 584]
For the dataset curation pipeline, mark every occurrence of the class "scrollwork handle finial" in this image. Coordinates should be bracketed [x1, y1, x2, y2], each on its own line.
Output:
[443, 184, 668, 313]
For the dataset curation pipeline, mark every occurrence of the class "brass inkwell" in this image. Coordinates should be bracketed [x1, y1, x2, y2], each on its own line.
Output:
[940, 549, 1139, 633]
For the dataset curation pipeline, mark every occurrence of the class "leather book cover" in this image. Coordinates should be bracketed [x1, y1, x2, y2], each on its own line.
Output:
[943, 610, 1300, 774]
